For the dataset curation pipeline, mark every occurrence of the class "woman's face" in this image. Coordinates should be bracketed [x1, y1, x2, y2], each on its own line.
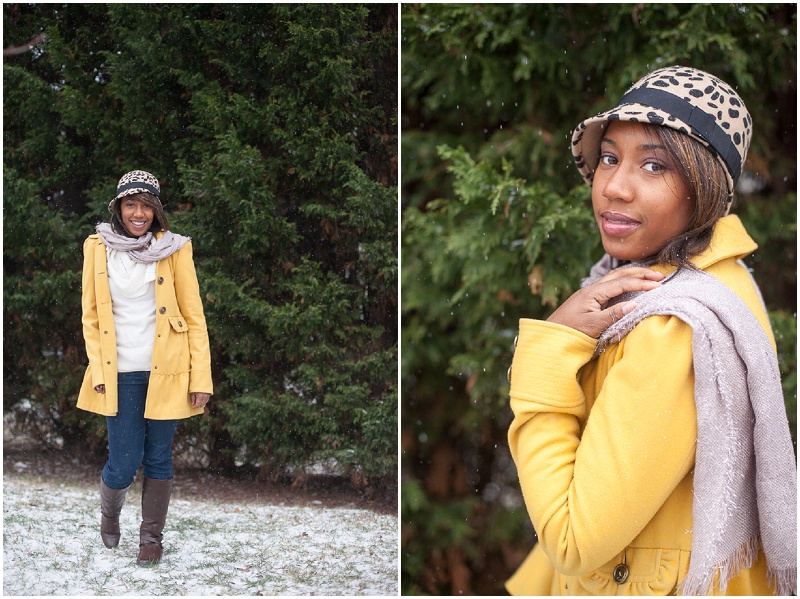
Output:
[591, 121, 694, 262]
[120, 198, 154, 237]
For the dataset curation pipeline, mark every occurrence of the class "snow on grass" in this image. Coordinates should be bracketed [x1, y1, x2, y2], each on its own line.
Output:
[3, 473, 398, 596]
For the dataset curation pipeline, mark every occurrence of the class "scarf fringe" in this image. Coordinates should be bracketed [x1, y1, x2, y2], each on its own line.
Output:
[678, 536, 759, 596]
[767, 566, 797, 596]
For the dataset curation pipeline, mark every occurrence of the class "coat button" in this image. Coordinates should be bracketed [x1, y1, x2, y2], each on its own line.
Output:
[507, 365, 512, 382]
[513, 334, 518, 350]
[178, 321, 183, 327]
[104, 330, 108, 334]
[159, 307, 166, 314]
[157, 277, 164, 284]
[613, 563, 629, 584]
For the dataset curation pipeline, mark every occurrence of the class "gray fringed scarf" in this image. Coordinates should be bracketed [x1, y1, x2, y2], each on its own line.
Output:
[583, 255, 797, 596]
[96, 222, 190, 264]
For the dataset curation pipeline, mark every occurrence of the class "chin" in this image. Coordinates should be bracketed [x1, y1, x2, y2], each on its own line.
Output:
[606, 247, 659, 264]
[602, 243, 647, 263]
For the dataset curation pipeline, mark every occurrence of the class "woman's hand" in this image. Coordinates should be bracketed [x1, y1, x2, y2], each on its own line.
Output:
[94, 384, 105, 394]
[547, 267, 665, 338]
[191, 392, 211, 409]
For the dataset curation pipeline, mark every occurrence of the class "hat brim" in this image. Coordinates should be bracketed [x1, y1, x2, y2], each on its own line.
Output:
[571, 102, 735, 195]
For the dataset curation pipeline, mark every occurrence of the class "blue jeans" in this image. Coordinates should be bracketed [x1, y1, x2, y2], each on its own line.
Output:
[102, 371, 178, 490]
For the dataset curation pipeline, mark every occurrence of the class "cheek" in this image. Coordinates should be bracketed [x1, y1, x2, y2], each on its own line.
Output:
[674, 192, 695, 228]
[660, 176, 694, 224]
[590, 179, 603, 209]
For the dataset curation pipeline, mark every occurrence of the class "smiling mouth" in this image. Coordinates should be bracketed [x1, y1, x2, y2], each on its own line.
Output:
[600, 212, 641, 236]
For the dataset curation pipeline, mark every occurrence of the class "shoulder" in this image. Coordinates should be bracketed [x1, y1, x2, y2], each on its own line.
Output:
[597, 314, 696, 389]
[618, 312, 694, 358]
[704, 258, 763, 307]
[703, 260, 775, 347]
[157, 230, 192, 248]
[83, 234, 103, 251]
[626, 312, 692, 337]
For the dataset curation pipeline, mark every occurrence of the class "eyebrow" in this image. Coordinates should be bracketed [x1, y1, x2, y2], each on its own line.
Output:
[601, 137, 666, 152]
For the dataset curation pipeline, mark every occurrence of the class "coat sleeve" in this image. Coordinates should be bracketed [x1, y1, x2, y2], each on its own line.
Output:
[172, 241, 213, 395]
[81, 237, 104, 388]
[507, 315, 697, 577]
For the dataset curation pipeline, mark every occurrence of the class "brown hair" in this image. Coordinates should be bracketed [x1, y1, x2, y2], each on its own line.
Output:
[110, 192, 170, 237]
[646, 124, 730, 269]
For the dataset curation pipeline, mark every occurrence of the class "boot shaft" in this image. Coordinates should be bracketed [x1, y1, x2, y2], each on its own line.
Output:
[100, 478, 129, 549]
[140, 476, 173, 538]
[138, 476, 173, 564]
[100, 478, 129, 517]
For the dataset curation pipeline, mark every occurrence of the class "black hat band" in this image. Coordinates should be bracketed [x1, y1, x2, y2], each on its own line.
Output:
[617, 86, 742, 183]
[117, 181, 161, 197]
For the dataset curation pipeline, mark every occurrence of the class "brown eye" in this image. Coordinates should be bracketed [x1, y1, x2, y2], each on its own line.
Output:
[643, 161, 665, 173]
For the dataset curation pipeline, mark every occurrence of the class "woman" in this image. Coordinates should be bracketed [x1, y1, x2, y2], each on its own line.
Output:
[506, 67, 796, 595]
[77, 170, 213, 565]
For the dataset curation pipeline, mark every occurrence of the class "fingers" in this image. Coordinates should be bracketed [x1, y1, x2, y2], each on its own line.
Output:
[603, 301, 637, 325]
[592, 275, 662, 306]
[597, 267, 665, 283]
[547, 268, 661, 337]
[578, 301, 637, 338]
[191, 393, 210, 409]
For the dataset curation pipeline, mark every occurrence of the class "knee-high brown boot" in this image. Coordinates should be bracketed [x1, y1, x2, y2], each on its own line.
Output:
[136, 476, 173, 565]
[100, 478, 129, 548]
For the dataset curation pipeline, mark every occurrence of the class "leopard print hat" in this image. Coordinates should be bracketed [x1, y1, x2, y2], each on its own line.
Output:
[571, 66, 752, 197]
[108, 170, 162, 212]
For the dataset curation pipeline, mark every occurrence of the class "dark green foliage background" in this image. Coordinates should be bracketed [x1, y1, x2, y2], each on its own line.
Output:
[401, 4, 796, 595]
[4, 4, 397, 484]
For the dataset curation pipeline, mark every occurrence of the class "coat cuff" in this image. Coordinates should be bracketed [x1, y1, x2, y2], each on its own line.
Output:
[189, 369, 214, 395]
[89, 362, 105, 389]
[509, 319, 596, 412]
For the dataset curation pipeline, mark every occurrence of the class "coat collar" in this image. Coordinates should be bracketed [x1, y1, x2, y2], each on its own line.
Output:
[692, 215, 758, 269]
[651, 215, 757, 274]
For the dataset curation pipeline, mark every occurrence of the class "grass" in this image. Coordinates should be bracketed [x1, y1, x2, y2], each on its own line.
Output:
[4, 472, 398, 596]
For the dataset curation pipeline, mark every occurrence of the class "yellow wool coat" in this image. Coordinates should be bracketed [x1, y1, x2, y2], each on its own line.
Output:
[506, 216, 777, 596]
[77, 233, 213, 420]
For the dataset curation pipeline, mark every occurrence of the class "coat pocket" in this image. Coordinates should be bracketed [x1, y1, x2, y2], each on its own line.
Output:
[155, 315, 190, 373]
[168, 316, 190, 333]
[577, 548, 683, 595]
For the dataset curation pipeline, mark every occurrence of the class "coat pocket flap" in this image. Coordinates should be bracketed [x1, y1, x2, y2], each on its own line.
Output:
[168, 316, 189, 332]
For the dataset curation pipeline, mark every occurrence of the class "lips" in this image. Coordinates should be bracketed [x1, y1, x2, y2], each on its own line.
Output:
[600, 211, 641, 236]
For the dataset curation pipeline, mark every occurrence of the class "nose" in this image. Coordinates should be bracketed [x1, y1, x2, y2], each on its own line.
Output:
[132, 202, 144, 216]
[601, 163, 634, 203]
